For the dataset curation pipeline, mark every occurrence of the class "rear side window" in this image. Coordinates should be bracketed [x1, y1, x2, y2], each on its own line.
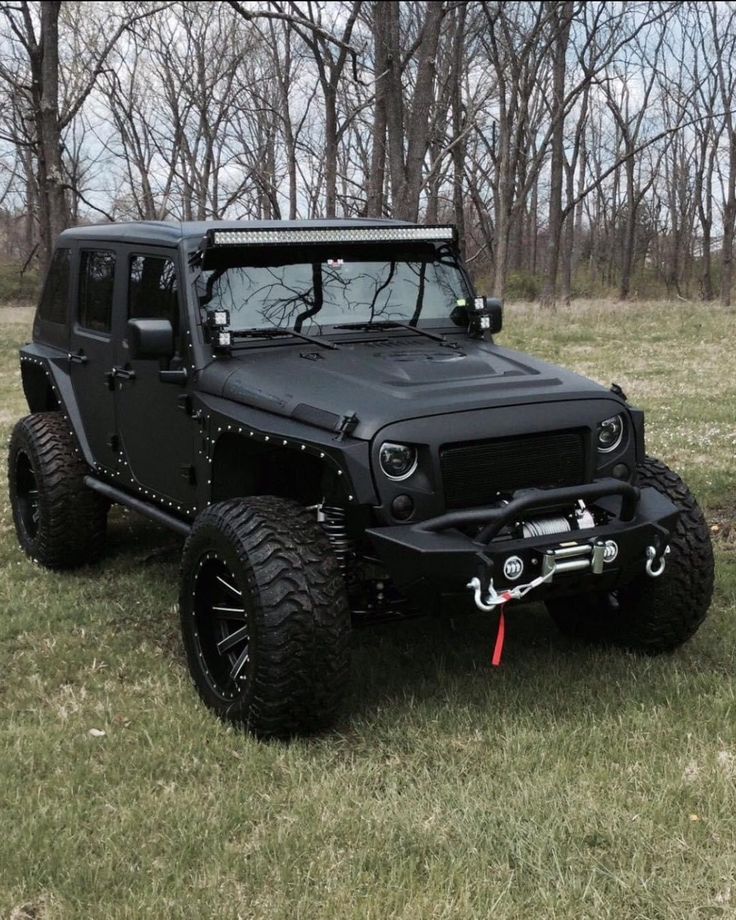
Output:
[38, 247, 70, 324]
[128, 255, 179, 332]
[79, 250, 116, 333]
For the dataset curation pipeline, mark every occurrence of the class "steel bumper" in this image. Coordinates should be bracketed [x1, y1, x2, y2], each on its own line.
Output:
[366, 479, 679, 598]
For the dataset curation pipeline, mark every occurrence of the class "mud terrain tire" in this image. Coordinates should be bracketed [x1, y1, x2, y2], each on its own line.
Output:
[8, 412, 108, 568]
[179, 497, 351, 737]
[547, 457, 714, 652]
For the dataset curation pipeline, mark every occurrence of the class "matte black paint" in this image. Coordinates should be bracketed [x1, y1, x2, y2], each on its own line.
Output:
[21, 218, 676, 601]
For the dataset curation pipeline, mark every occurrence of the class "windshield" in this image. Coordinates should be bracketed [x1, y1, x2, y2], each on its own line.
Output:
[199, 245, 469, 332]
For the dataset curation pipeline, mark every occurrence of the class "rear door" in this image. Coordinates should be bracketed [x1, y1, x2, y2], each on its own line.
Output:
[69, 246, 120, 472]
[114, 248, 197, 510]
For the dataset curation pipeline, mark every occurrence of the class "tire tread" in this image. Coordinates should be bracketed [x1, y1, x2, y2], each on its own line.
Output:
[179, 496, 350, 737]
[548, 456, 714, 652]
[8, 412, 107, 568]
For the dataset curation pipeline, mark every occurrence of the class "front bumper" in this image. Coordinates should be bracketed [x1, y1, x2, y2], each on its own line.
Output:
[366, 478, 678, 601]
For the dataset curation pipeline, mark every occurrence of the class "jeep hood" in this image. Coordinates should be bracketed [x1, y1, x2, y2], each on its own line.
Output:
[199, 336, 616, 440]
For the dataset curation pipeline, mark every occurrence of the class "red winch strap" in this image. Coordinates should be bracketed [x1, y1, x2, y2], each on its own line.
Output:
[491, 603, 507, 667]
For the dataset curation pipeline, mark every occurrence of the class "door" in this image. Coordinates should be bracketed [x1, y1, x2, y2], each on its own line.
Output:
[115, 249, 197, 509]
[69, 247, 120, 472]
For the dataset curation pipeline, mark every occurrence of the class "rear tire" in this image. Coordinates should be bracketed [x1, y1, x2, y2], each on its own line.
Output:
[179, 497, 351, 737]
[547, 457, 714, 652]
[8, 412, 108, 568]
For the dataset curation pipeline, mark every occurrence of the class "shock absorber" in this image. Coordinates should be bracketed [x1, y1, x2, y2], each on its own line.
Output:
[318, 504, 356, 577]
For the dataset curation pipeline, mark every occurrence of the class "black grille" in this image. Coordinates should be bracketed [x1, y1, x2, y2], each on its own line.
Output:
[440, 430, 586, 509]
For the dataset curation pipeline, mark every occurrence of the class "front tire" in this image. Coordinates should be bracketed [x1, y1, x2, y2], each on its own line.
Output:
[8, 412, 108, 568]
[548, 457, 714, 652]
[179, 497, 351, 737]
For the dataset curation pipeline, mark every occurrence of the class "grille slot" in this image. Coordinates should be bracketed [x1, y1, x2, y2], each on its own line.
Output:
[440, 430, 586, 509]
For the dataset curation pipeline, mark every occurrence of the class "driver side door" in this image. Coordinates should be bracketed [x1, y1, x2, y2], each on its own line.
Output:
[114, 248, 197, 512]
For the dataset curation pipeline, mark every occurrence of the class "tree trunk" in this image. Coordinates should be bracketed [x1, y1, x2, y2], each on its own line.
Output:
[450, 3, 467, 254]
[384, 1, 404, 210]
[493, 209, 510, 298]
[539, 1, 573, 307]
[721, 138, 736, 306]
[529, 177, 538, 275]
[366, 1, 388, 217]
[560, 162, 575, 304]
[34, 2, 69, 270]
[701, 221, 714, 301]
[324, 85, 338, 217]
[619, 154, 636, 299]
[395, 0, 444, 221]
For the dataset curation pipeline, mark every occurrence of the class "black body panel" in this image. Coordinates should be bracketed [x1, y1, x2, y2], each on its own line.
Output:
[24, 217, 661, 607]
[198, 336, 616, 442]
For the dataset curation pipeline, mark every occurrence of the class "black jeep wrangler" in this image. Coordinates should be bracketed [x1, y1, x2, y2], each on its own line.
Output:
[9, 220, 714, 735]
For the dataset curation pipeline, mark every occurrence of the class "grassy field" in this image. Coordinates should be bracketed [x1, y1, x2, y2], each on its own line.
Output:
[1, 301, 734, 920]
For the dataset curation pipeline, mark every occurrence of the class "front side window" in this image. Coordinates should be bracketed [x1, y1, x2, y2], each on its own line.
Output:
[79, 250, 116, 333]
[128, 255, 178, 332]
[199, 245, 469, 332]
[38, 247, 71, 324]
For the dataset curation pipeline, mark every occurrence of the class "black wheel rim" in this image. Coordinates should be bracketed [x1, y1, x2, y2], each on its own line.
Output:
[191, 553, 252, 700]
[15, 450, 40, 540]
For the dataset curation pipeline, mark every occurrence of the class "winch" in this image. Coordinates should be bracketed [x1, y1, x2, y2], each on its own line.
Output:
[519, 499, 596, 539]
[467, 537, 669, 613]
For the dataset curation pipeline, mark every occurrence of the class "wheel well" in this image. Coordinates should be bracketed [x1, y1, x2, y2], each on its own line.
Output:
[21, 364, 59, 412]
[210, 433, 343, 505]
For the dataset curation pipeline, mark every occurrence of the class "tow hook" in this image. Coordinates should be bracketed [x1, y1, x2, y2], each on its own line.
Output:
[467, 570, 555, 612]
[645, 545, 670, 578]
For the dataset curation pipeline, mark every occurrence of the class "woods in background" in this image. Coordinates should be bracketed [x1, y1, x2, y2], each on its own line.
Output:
[1, 0, 736, 305]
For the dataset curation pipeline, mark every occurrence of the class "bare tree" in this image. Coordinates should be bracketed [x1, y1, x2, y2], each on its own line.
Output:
[706, 1, 736, 306]
[0, 0, 166, 267]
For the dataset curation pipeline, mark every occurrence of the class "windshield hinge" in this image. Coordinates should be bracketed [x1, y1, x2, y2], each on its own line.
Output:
[336, 411, 359, 440]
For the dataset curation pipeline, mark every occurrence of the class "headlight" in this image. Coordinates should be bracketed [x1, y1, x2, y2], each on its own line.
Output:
[379, 442, 418, 480]
[596, 415, 624, 453]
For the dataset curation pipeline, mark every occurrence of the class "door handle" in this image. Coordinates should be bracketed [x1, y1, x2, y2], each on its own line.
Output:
[111, 366, 136, 381]
[68, 350, 87, 365]
[106, 366, 136, 389]
[159, 368, 188, 385]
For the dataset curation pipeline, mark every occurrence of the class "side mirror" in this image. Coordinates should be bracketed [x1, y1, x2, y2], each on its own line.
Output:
[127, 318, 174, 360]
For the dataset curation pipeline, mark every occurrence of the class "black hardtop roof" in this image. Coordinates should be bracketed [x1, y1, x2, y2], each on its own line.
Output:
[58, 217, 414, 249]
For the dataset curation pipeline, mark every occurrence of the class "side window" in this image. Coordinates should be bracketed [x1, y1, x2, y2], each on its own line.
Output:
[128, 255, 179, 333]
[38, 247, 71, 324]
[79, 250, 116, 333]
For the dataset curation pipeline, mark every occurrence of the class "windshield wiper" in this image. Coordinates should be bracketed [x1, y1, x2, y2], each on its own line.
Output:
[230, 328, 339, 351]
[333, 320, 458, 348]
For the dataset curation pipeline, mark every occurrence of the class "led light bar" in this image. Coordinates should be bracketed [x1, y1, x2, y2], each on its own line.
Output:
[207, 225, 456, 247]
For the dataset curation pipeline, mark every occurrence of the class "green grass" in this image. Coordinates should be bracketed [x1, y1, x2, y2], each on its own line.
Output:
[0, 261, 41, 305]
[1, 302, 735, 919]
